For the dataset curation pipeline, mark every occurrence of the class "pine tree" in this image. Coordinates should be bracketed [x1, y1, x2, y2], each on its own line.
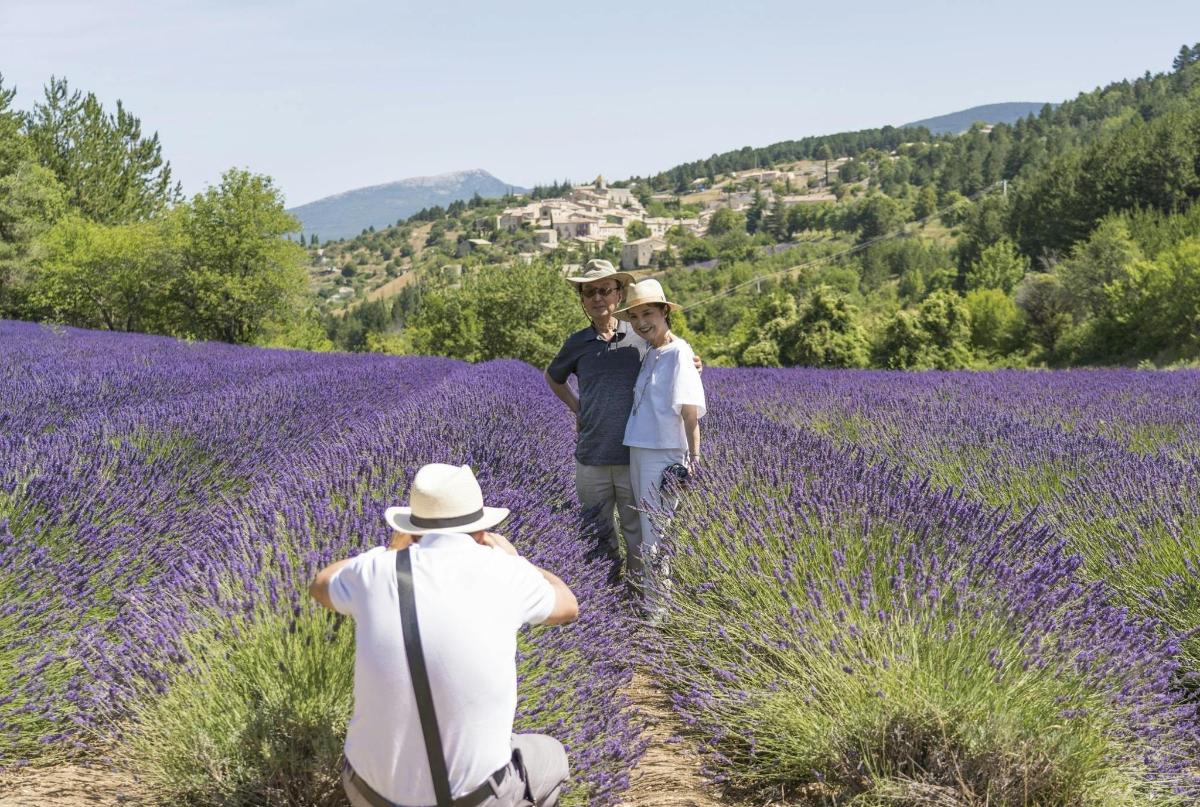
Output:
[767, 198, 789, 241]
[1172, 43, 1200, 72]
[24, 76, 180, 223]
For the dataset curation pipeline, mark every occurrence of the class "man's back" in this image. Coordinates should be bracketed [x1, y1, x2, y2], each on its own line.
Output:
[328, 535, 555, 803]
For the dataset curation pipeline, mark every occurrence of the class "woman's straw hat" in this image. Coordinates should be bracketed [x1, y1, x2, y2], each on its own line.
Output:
[384, 463, 509, 535]
[616, 279, 682, 319]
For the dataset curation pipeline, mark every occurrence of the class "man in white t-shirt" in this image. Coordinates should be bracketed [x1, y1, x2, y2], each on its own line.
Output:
[309, 463, 579, 807]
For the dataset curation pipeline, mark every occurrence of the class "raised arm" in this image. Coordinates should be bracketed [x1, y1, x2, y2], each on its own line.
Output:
[477, 531, 579, 625]
[309, 558, 352, 611]
[534, 567, 580, 625]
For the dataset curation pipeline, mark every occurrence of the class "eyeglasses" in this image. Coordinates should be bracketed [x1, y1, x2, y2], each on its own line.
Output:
[581, 286, 621, 299]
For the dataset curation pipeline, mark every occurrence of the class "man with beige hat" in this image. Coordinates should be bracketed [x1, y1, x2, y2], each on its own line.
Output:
[544, 259, 644, 587]
[310, 463, 578, 807]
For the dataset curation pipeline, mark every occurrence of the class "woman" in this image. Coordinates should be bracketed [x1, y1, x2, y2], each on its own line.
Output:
[618, 279, 705, 599]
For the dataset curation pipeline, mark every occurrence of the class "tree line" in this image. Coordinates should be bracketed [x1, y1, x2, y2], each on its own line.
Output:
[0, 75, 321, 347]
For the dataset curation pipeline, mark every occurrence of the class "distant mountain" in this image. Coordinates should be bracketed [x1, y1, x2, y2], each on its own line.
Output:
[902, 103, 1050, 135]
[288, 169, 527, 240]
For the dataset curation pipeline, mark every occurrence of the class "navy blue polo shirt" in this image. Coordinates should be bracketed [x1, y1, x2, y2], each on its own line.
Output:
[547, 321, 646, 466]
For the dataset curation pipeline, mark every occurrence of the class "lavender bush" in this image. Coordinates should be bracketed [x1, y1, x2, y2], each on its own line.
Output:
[6, 320, 1200, 805]
[715, 368, 1200, 673]
[642, 371, 1200, 803]
[0, 320, 642, 805]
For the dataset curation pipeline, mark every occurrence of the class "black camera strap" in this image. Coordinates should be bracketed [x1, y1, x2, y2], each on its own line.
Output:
[395, 548, 454, 807]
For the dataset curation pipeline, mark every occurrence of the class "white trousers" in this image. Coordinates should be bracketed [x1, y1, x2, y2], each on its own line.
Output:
[628, 446, 685, 595]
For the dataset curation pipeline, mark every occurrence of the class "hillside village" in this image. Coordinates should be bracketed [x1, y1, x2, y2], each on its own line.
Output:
[310, 157, 850, 309]
[493, 163, 842, 268]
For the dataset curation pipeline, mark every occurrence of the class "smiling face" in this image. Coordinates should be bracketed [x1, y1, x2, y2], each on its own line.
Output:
[626, 303, 671, 347]
[579, 279, 623, 323]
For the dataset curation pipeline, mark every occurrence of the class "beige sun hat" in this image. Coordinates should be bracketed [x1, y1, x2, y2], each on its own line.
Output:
[616, 279, 682, 319]
[565, 258, 634, 287]
[384, 463, 509, 535]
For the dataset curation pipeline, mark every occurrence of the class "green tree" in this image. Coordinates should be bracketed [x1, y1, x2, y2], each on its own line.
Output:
[746, 189, 767, 234]
[964, 237, 1028, 292]
[855, 194, 904, 242]
[404, 289, 483, 361]
[32, 214, 179, 332]
[0, 73, 28, 177]
[955, 194, 1011, 271]
[706, 207, 744, 237]
[734, 292, 796, 367]
[1055, 217, 1142, 318]
[24, 76, 180, 223]
[876, 290, 973, 369]
[766, 198, 790, 241]
[963, 288, 1021, 356]
[1092, 237, 1200, 362]
[626, 220, 650, 240]
[405, 260, 580, 367]
[1013, 272, 1074, 359]
[0, 162, 67, 316]
[172, 169, 308, 343]
[779, 285, 869, 368]
[817, 144, 833, 185]
[913, 185, 938, 220]
[1173, 42, 1200, 72]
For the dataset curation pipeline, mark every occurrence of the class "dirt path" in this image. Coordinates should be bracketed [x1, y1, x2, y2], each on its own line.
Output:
[621, 671, 726, 807]
[0, 763, 150, 806]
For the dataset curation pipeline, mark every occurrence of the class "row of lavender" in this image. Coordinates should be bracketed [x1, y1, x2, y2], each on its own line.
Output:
[0, 320, 642, 805]
[741, 368, 1200, 667]
[647, 368, 1200, 803]
[8, 319, 1200, 803]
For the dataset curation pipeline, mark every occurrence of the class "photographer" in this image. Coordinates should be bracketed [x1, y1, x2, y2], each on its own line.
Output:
[310, 463, 578, 807]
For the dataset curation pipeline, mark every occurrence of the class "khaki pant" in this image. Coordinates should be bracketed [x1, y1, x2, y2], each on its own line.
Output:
[574, 461, 643, 588]
[342, 734, 568, 807]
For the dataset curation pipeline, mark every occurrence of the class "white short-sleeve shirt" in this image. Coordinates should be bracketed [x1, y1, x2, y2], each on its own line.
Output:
[623, 337, 706, 450]
[328, 534, 556, 803]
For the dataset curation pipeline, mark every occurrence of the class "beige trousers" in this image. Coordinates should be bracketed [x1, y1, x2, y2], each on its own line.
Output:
[342, 733, 568, 807]
[574, 461, 643, 586]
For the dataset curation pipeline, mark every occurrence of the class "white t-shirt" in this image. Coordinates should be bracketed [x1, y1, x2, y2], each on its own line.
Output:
[623, 338, 706, 450]
[328, 534, 556, 803]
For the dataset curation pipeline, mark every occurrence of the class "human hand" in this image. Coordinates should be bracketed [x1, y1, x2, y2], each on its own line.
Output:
[477, 531, 520, 557]
[388, 531, 415, 550]
[693, 354, 703, 375]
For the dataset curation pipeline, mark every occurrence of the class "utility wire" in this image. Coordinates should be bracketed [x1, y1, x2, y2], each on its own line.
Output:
[681, 181, 1004, 312]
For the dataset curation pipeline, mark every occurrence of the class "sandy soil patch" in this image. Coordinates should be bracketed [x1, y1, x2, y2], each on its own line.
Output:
[365, 269, 418, 305]
[0, 763, 151, 806]
[621, 671, 724, 807]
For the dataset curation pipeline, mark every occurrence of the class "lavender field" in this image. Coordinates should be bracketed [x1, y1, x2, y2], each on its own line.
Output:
[4, 319, 1200, 805]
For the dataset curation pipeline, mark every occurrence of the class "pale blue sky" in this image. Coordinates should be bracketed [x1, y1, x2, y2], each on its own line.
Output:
[2, 0, 1196, 206]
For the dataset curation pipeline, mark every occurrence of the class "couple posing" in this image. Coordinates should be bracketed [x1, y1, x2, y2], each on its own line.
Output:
[307, 259, 704, 807]
[545, 259, 706, 596]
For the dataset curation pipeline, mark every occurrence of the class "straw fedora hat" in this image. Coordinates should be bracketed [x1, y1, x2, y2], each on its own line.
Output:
[384, 463, 509, 535]
[616, 279, 682, 319]
[565, 258, 634, 287]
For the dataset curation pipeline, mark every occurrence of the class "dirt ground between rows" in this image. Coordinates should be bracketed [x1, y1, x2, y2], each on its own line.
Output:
[0, 763, 151, 806]
[0, 672, 726, 807]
